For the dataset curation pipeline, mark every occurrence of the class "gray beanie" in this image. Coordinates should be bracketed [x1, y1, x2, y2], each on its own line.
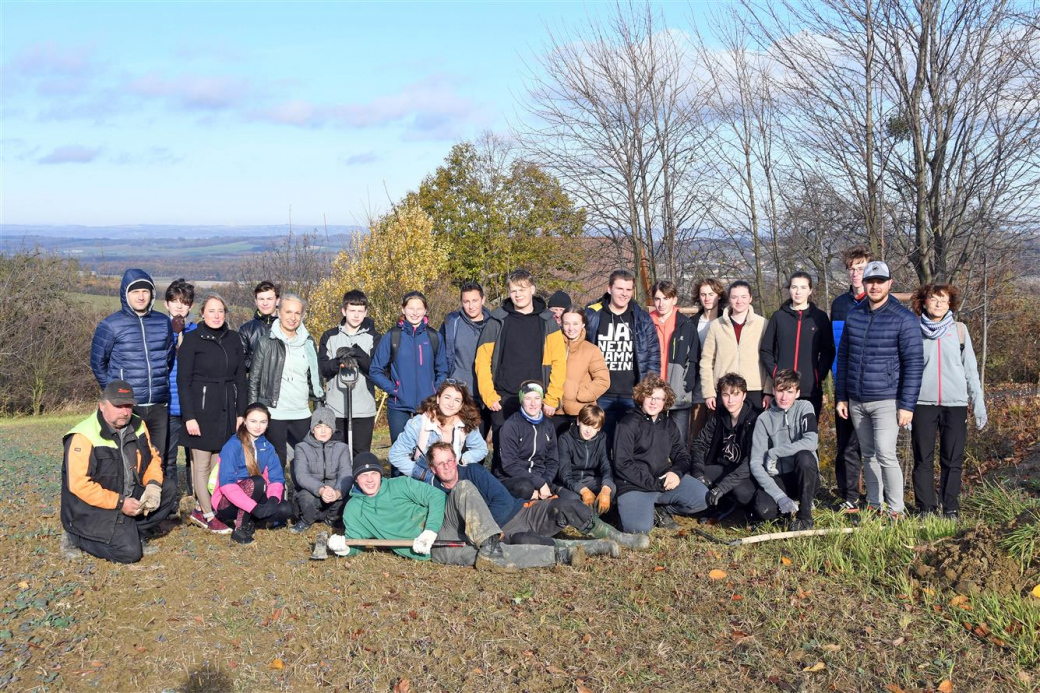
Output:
[310, 406, 336, 433]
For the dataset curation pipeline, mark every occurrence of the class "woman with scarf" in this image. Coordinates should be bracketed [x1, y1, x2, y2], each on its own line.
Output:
[909, 284, 987, 519]
[178, 293, 247, 534]
[494, 381, 578, 501]
[388, 380, 488, 481]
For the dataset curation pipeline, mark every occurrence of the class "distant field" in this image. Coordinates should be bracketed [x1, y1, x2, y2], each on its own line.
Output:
[72, 292, 120, 311]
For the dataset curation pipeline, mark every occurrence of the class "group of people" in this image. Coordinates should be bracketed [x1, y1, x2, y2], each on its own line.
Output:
[61, 243, 987, 566]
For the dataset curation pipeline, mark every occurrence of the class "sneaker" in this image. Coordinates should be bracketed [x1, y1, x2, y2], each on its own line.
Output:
[60, 531, 84, 560]
[230, 516, 255, 545]
[838, 500, 860, 514]
[943, 510, 959, 521]
[141, 539, 160, 557]
[789, 518, 815, 532]
[189, 508, 208, 529]
[291, 520, 312, 535]
[207, 517, 232, 535]
[654, 508, 680, 530]
[886, 510, 906, 523]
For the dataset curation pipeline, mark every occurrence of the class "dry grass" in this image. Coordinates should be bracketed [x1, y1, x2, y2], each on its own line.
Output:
[1, 411, 1037, 692]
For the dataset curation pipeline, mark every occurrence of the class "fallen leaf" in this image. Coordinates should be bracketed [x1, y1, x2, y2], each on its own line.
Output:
[973, 623, 991, 638]
[193, 615, 205, 625]
[88, 660, 105, 668]
[884, 685, 906, 693]
[472, 668, 483, 675]
[822, 644, 841, 652]
[892, 637, 905, 646]
[546, 665, 566, 675]
[1031, 584, 1040, 599]
[269, 659, 284, 670]
[780, 556, 792, 566]
[577, 686, 594, 693]
[949, 595, 969, 608]
[17, 581, 28, 590]
[653, 566, 666, 572]
[134, 645, 147, 653]
[708, 569, 727, 580]
[938, 680, 953, 693]
[393, 678, 411, 693]
[581, 634, 591, 644]
[803, 662, 825, 673]
[731, 594, 744, 601]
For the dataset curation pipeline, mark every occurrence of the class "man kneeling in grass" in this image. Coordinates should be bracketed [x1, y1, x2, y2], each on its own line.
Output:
[749, 369, 820, 531]
[326, 452, 595, 570]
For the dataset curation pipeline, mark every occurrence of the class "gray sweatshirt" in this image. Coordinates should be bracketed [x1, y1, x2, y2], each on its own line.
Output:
[917, 322, 986, 419]
[750, 399, 819, 502]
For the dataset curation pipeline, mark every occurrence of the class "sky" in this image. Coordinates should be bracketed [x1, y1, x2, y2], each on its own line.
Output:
[1, 1, 709, 228]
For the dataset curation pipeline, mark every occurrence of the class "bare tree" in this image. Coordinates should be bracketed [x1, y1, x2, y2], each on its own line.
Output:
[519, 0, 711, 300]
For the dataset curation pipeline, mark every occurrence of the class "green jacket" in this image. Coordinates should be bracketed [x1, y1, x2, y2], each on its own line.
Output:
[341, 477, 446, 560]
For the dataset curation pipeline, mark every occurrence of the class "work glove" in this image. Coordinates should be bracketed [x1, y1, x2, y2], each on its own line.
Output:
[777, 496, 799, 516]
[596, 487, 612, 515]
[412, 529, 438, 555]
[251, 498, 279, 520]
[327, 534, 350, 557]
[171, 315, 185, 334]
[705, 487, 723, 508]
[579, 488, 596, 507]
[348, 346, 372, 372]
[138, 484, 162, 515]
[694, 475, 711, 489]
[975, 410, 988, 430]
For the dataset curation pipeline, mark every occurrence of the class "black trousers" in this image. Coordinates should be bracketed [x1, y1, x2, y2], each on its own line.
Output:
[911, 405, 968, 513]
[700, 464, 757, 506]
[752, 451, 819, 522]
[70, 483, 177, 564]
[135, 403, 173, 498]
[489, 394, 522, 471]
[802, 391, 823, 421]
[265, 417, 311, 470]
[833, 409, 862, 504]
[295, 489, 347, 527]
[333, 416, 374, 457]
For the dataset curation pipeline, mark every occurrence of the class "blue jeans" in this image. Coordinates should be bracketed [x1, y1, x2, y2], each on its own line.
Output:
[597, 395, 635, 450]
[387, 408, 415, 447]
[616, 475, 709, 533]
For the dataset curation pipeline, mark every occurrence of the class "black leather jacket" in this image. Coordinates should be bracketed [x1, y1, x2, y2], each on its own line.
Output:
[248, 330, 322, 408]
[239, 311, 277, 372]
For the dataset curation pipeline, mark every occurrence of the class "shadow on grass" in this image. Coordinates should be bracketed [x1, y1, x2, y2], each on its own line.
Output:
[181, 663, 234, 692]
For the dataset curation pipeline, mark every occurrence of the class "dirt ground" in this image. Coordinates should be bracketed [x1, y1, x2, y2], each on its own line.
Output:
[0, 413, 1034, 692]
[911, 520, 1035, 596]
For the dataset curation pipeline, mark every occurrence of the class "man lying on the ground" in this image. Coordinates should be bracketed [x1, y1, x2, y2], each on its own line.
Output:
[425, 441, 648, 552]
[326, 452, 600, 570]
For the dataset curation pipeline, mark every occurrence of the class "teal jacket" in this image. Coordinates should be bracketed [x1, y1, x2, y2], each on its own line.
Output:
[341, 477, 445, 560]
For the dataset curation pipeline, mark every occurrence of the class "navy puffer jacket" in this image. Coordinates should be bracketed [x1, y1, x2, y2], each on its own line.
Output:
[585, 294, 661, 381]
[90, 269, 175, 405]
[835, 295, 924, 411]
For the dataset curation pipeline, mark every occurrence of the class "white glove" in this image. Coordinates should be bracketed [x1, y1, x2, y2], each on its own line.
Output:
[327, 534, 350, 556]
[777, 496, 800, 515]
[975, 411, 988, 430]
[139, 484, 162, 515]
[412, 529, 438, 555]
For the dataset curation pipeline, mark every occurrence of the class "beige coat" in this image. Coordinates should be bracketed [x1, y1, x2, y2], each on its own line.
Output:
[561, 329, 611, 415]
[699, 306, 772, 398]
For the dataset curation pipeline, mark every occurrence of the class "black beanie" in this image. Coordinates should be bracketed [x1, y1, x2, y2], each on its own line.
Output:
[127, 279, 152, 294]
[352, 451, 383, 478]
[547, 290, 571, 310]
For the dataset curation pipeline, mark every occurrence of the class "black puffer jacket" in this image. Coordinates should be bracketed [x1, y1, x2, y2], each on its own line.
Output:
[613, 409, 691, 496]
[689, 401, 759, 496]
[557, 423, 615, 495]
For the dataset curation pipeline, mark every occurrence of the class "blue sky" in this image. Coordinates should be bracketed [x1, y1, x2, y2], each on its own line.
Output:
[1, 1, 707, 228]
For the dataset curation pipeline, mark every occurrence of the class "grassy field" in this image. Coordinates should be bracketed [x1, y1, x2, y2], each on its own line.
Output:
[1, 401, 1038, 692]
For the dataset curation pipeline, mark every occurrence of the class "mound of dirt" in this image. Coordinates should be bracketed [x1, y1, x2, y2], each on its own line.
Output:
[911, 521, 1031, 596]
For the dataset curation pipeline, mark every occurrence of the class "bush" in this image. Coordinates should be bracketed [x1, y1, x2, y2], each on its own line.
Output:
[0, 251, 105, 415]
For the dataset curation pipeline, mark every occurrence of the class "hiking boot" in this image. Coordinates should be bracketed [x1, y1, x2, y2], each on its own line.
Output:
[141, 539, 160, 557]
[60, 531, 84, 560]
[789, 518, 815, 532]
[231, 515, 255, 545]
[189, 508, 208, 529]
[291, 520, 312, 535]
[583, 517, 650, 551]
[475, 536, 520, 573]
[943, 510, 959, 521]
[838, 500, 860, 514]
[654, 508, 680, 530]
[554, 538, 620, 559]
[207, 517, 232, 535]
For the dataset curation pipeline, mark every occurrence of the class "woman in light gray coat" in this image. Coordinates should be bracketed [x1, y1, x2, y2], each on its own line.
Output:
[909, 284, 987, 519]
